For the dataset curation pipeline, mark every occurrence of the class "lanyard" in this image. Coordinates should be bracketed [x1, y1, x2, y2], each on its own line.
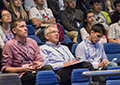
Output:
[84, 39, 97, 61]
[67, 9, 75, 22]
[36, 7, 49, 20]
[15, 39, 31, 64]
[67, 12, 75, 22]
[72, 13, 75, 22]
[46, 44, 71, 61]
[1, 26, 11, 40]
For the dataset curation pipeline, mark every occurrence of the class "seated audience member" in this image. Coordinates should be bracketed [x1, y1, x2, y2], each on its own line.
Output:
[100, 0, 115, 15]
[24, 0, 36, 14]
[58, 0, 65, 10]
[108, 19, 120, 44]
[9, 0, 28, 23]
[29, 0, 65, 42]
[60, 0, 83, 43]
[80, 10, 107, 45]
[1, 19, 54, 85]
[106, 0, 115, 15]
[2, 0, 24, 10]
[76, 0, 92, 12]
[24, 0, 47, 14]
[47, 0, 65, 21]
[111, 0, 120, 24]
[0, 10, 14, 48]
[75, 23, 117, 81]
[90, 0, 111, 30]
[29, 0, 56, 31]
[40, 25, 104, 85]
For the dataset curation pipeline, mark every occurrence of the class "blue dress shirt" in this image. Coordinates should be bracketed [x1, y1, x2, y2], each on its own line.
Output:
[39, 42, 75, 70]
[75, 38, 107, 69]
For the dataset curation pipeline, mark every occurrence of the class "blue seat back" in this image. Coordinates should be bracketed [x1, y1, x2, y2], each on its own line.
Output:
[28, 35, 44, 45]
[36, 71, 58, 85]
[106, 80, 120, 85]
[62, 34, 73, 43]
[27, 25, 35, 35]
[27, 25, 44, 45]
[71, 44, 78, 57]
[104, 43, 120, 62]
[71, 68, 89, 83]
[107, 66, 120, 80]
[104, 43, 120, 54]
[71, 82, 89, 85]
[57, 10, 63, 23]
[77, 25, 83, 43]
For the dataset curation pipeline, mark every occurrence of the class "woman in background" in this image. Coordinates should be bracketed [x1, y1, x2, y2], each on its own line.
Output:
[0, 10, 14, 48]
[80, 10, 107, 45]
[9, 0, 28, 23]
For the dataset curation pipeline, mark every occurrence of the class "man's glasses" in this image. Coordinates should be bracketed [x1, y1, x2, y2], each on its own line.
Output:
[47, 31, 59, 34]
[2, 14, 11, 17]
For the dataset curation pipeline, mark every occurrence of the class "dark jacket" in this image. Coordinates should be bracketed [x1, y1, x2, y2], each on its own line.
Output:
[60, 9, 83, 31]
[111, 11, 120, 24]
[47, 0, 60, 20]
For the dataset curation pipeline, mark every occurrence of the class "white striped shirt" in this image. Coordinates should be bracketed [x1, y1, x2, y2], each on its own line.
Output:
[108, 21, 120, 41]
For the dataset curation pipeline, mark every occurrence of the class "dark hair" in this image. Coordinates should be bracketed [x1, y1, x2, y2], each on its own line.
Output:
[90, 0, 102, 5]
[114, 0, 120, 8]
[82, 10, 93, 33]
[10, 18, 25, 35]
[0, 10, 3, 19]
[0, 10, 3, 24]
[90, 23, 106, 35]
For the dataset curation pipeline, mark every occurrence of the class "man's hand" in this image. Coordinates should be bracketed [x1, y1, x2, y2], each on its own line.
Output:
[48, 17, 56, 24]
[32, 61, 45, 70]
[101, 35, 106, 39]
[63, 60, 79, 67]
[98, 59, 110, 67]
[22, 64, 35, 72]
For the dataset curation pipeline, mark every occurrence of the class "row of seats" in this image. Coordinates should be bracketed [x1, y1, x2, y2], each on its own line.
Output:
[0, 66, 120, 85]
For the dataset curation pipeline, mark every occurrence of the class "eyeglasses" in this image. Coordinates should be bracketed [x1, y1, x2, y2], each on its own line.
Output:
[2, 14, 11, 17]
[69, 0, 76, 3]
[47, 31, 59, 34]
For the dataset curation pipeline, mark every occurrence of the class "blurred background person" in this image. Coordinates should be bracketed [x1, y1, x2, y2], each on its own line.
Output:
[0, 9, 14, 49]
[24, 0, 47, 14]
[9, 0, 28, 23]
[60, 0, 83, 43]
[111, 0, 120, 24]
[80, 10, 107, 45]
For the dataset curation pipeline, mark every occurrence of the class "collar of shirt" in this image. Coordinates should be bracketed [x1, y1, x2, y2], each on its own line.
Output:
[66, 8, 76, 14]
[14, 38, 27, 45]
[45, 41, 61, 48]
[85, 38, 98, 48]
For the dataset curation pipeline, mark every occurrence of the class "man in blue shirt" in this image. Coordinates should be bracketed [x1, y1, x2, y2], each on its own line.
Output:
[40, 24, 104, 85]
[75, 23, 117, 81]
